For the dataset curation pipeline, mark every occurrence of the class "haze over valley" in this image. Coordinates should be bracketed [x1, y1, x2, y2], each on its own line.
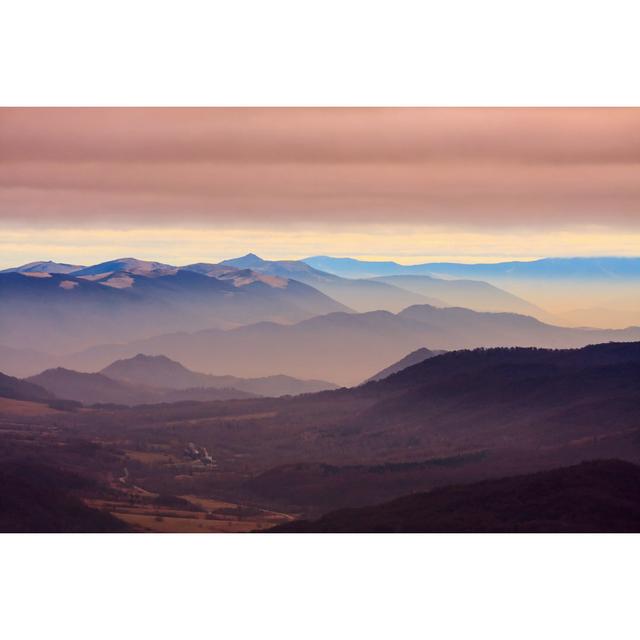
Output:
[3, 253, 640, 384]
[2, 250, 640, 532]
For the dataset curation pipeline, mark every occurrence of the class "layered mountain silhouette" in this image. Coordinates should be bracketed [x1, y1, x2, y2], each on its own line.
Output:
[371, 274, 544, 316]
[0, 371, 54, 403]
[62, 306, 640, 385]
[221, 253, 443, 312]
[304, 255, 640, 280]
[0, 259, 349, 354]
[268, 460, 640, 533]
[233, 253, 545, 315]
[25, 353, 338, 406]
[4, 254, 640, 383]
[5, 339, 640, 528]
[196, 340, 640, 511]
[59, 341, 636, 515]
[101, 353, 338, 396]
[304, 256, 640, 328]
[26, 367, 257, 406]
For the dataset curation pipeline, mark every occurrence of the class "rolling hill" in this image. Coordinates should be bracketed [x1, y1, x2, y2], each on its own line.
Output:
[0, 462, 131, 533]
[268, 460, 640, 533]
[342, 341, 640, 454]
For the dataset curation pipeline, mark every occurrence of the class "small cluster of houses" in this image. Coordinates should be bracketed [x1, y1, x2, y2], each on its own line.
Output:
[183, 442, 215, 466]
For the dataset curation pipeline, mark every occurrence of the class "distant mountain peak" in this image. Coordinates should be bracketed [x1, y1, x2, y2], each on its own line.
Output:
[1, 260, 85, 275]
[97, 353, 337, 396]
[72, 257, 177, 278]
[131, 353, 173, 362]
[220, 253, 267, 269]
[104, 352, 190, 373]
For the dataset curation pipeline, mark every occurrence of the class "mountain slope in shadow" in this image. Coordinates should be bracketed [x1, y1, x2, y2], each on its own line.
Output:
[268, 460, 640, 532]
[364, 347, 446, 382]
[0, 461, 131, 533]
[0, 371, 54, 403]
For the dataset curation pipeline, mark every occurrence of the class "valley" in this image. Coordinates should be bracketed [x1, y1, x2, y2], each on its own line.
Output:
[2, 340, 640, 531]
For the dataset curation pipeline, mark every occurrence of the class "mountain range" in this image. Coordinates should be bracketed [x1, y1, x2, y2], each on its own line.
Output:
[304, 256, 640, 328]
[3, 254, 640, 384]
[0, 258, 349, 353]
[21, 354, 338, 406]
[26, 367, 257, 406]
[101, 353, 337, 396]
[0, 254, 555, 360]
[221, 253, 549, 316]
[60, 305, 640, 385]
[304, 255, 640, 280]
[371, 274, 544, 316]
[221, 253, 443, 312]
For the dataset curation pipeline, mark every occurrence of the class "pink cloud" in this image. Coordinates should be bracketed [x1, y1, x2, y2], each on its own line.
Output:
[1, 108, 639, 228]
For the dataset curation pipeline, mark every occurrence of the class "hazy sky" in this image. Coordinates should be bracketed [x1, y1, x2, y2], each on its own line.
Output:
[1, 108, 639, 267]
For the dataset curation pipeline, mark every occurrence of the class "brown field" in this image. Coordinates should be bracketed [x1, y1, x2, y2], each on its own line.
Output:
[86, 494, 294, 533]
[165, 411, 277, 427]
[125, 451, 178, 464]
[0, 398, 59, 416]
[114, 512, 269, 533]
[180, 494, 239, 511]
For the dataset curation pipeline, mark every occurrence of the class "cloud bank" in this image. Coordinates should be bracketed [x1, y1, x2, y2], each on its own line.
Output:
[2, 108, 639, 228]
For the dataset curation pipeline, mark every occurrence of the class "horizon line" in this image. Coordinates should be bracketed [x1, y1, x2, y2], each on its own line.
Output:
[3, 253, 640, 272]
